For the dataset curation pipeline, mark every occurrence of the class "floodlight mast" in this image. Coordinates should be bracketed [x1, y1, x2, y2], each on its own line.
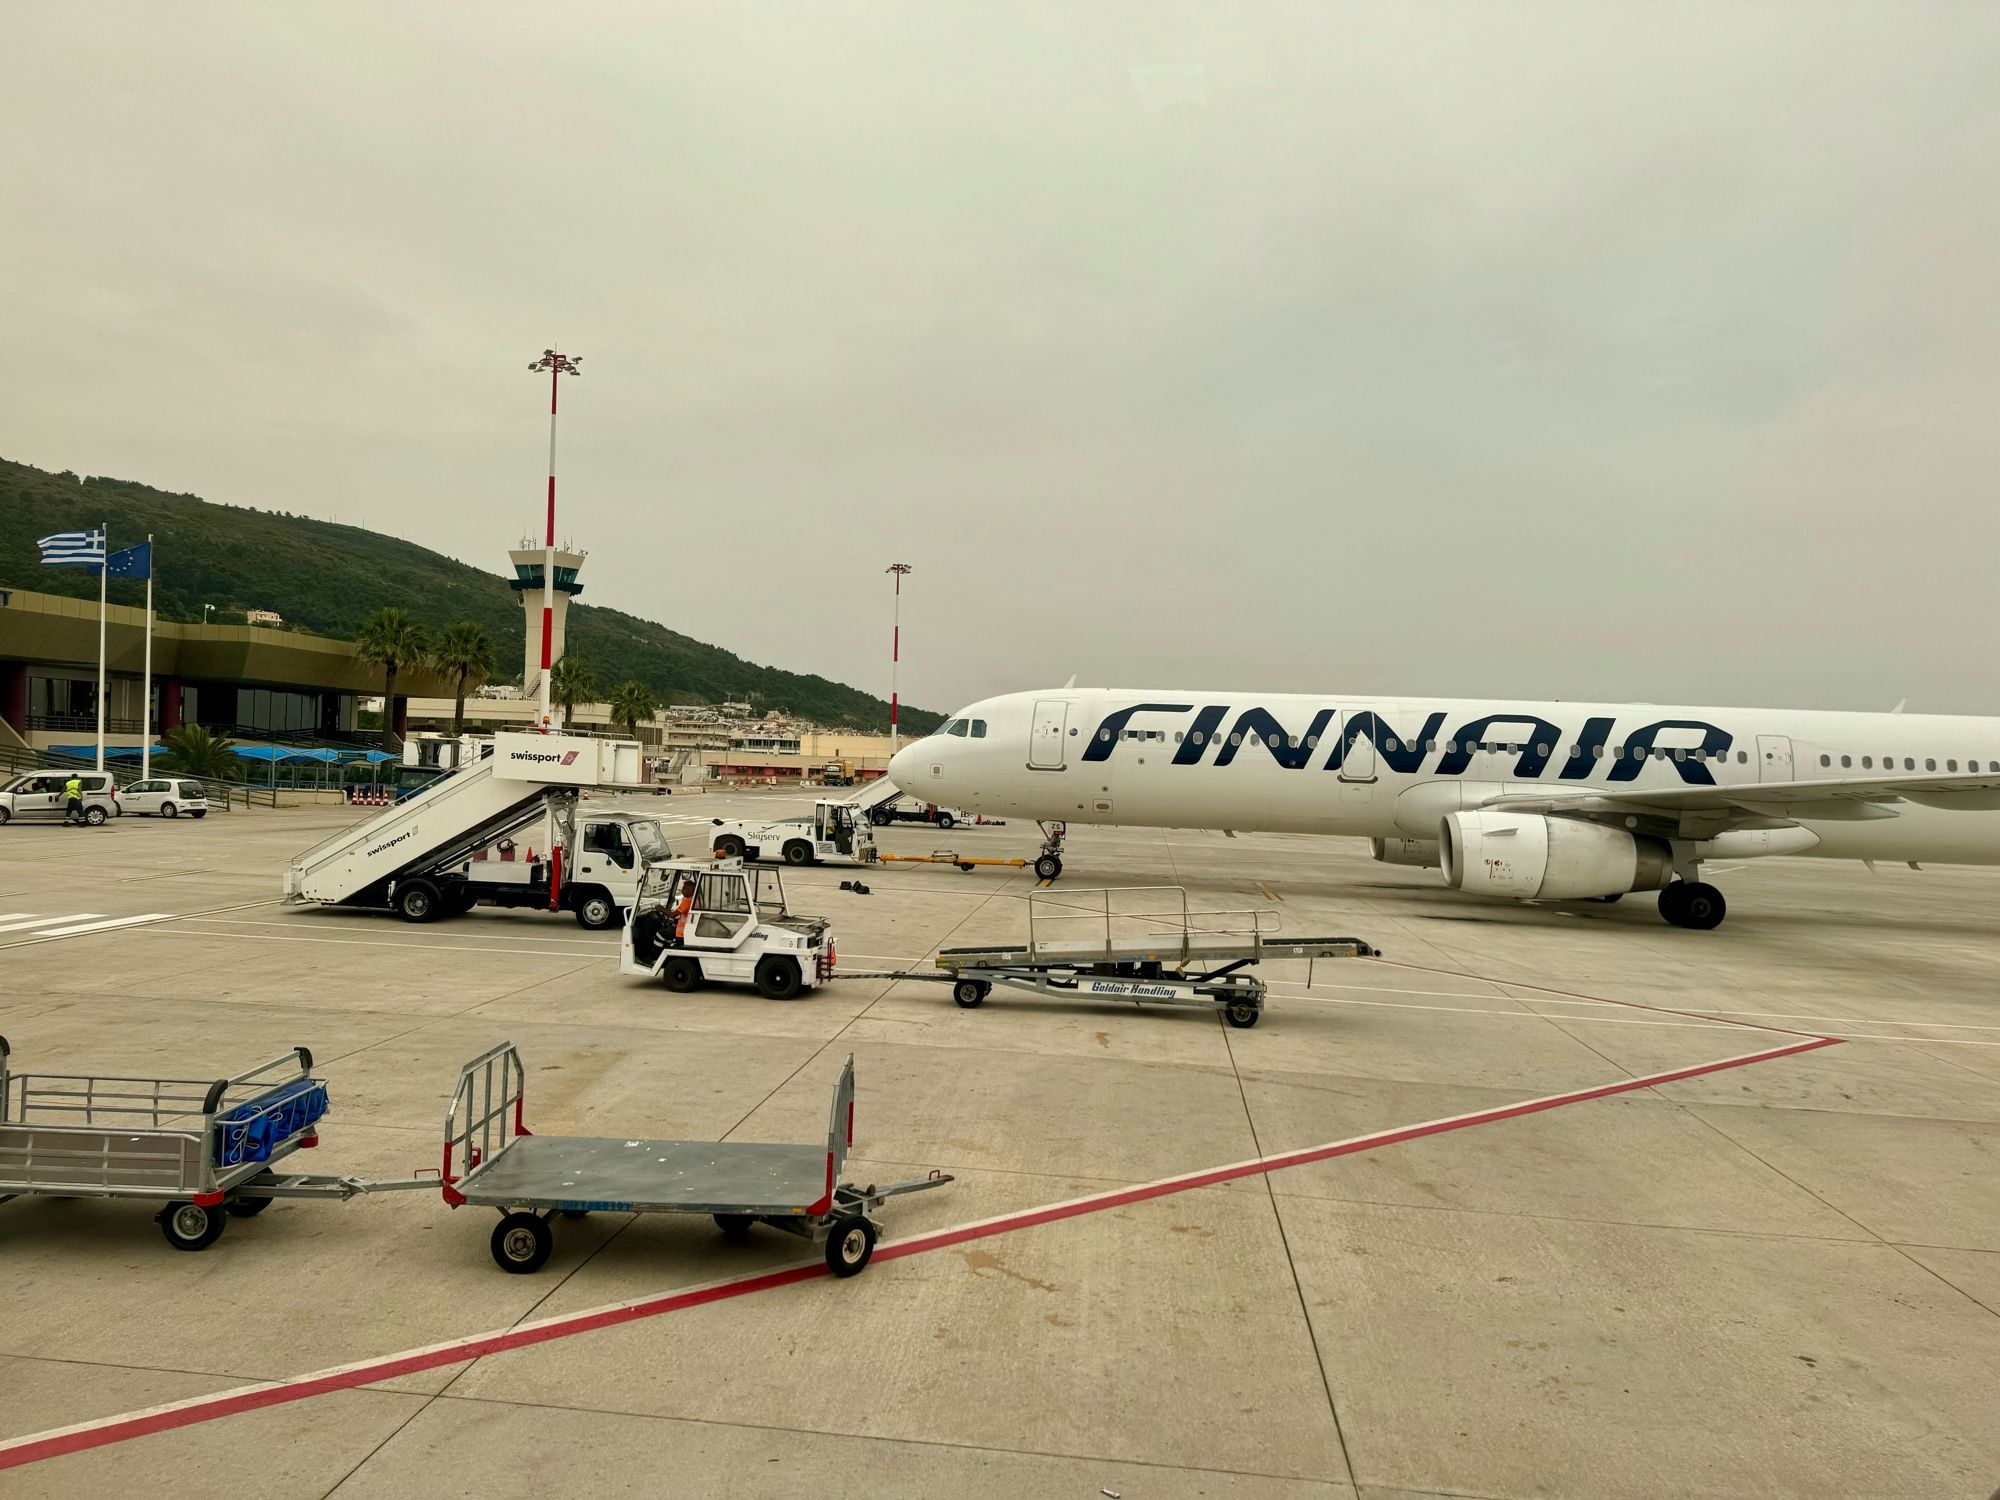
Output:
[527, 348, 581, 730]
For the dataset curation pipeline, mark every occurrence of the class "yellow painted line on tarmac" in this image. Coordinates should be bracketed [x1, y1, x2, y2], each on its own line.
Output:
[1256, 881, 1282, 902]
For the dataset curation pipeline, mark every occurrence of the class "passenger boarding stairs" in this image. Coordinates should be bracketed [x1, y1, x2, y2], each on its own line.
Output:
[283, 732, 645, 908]
[842, 776, 905, 815]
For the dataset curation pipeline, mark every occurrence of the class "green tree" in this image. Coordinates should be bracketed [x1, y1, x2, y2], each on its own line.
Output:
[429, 621, 495, 736]
[354, 606, 428, 750]
[608, 680, 658, 742]
[549, 655, 596, 721]
[158, 724, 242, 782]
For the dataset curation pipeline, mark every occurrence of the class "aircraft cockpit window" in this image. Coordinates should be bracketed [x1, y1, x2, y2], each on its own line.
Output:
[946, 719, 969, 737]
[971, 720, 987, 738]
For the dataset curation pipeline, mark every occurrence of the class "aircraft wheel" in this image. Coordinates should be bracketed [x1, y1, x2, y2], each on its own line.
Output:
[1675, 881, 1726, 930]
[1033, 854, 1062, 881]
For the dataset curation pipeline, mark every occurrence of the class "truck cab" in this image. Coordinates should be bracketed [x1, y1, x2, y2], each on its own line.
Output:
[413, 810, 672, 928]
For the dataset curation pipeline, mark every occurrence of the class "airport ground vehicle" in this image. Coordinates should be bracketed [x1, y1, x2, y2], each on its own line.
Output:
[284, 731, 662, 928]
[710, 799, 877, 867]
[0, 1037, 426, 1251]
[869, 797, 964, 829]
[116, 777, 209, 818]
[925, 886, 1378, 1028]
[620, 858, 834, 998]
[443, 1044, 951, 1274]
[819, 761, 855, 786]
[0, 770, 116, 826]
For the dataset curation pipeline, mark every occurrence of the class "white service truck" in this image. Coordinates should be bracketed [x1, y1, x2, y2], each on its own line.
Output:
[709, 800, 877, 867]
[619, 859, 835, 998]
[284, 732, 667, 927]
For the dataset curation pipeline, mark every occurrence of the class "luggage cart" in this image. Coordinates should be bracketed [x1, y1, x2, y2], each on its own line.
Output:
[0, 1035, 429, 1252]
[441, 1044, 953, 1276]
[931, 886, 1379, 1028]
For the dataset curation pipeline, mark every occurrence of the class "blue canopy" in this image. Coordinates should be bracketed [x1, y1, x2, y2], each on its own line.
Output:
[48, 744, 165, 761]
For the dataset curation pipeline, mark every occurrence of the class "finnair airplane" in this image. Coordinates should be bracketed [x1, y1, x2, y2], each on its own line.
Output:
[884, 689, 2000, 928]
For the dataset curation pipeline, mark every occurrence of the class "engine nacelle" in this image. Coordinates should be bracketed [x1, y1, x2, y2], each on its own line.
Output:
[1439, 811, 1672, 900]
[1370, 837, 1440, 868]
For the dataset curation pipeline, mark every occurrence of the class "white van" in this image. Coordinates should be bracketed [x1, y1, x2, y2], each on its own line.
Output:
[0, 771, 119, 826]
[118, 778, 210, 819]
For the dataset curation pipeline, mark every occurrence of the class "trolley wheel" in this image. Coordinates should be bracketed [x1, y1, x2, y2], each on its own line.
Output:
[953, 979, 989, 1008]
[660, 956, 702, 992]
[573, 890, 618, 930]
[715, 834, 746, 859]
[782, 840, 813, 866]
[937, 811, 955, 830]
[1223, 999, 1261, 1029]
[754, 956, 803, 1000]
[158, 1200, 227, 1251]
[714, 1213, 754, 1239]
[825, 1216, 876, 1277]
[396, 878, 443, 923]
[83, 806, 108, 827]
[161, 801, 178, 818]
[1033, 854, 1062, 881]
[224, 1195, 274, 1218]
[491, 1211, 554, 1273]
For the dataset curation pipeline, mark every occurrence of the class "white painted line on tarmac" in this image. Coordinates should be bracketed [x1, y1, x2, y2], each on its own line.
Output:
[142, 927, 618, 960]
[29, 914, 173, 938]
[0, 914, 100, 933]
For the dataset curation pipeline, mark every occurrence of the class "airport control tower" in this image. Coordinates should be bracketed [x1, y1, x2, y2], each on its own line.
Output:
[508, 544, 585, 708]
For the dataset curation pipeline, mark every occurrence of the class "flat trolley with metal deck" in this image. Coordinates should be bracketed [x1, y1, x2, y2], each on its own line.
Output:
[442, 1044, 952, 1276]
[933, 887, 1379, 1028]
[0, 1036, 430, 1252]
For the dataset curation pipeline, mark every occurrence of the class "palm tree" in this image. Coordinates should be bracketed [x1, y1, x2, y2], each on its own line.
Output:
[428, 622, 495, 736]
[354, 607, 429, 750]
[159, 724, 242, 782]
[608, 680, 658, 743]
[549, 655, 596, 722]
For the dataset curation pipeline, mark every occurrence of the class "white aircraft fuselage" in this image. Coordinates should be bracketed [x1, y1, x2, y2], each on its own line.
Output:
[886, 689, 2000, 926]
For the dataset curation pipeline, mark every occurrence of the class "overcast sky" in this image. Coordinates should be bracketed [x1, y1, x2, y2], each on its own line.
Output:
[3, 3, 1997, 716]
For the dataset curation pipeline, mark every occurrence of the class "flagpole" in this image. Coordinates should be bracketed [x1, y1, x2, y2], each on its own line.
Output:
[141, 534, 154, 781]
[95, 523, 108, 772]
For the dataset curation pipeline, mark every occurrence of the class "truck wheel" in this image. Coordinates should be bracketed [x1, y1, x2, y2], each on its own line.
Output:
[937, 811, 955, 830]
[783, 840, 812, 866]
[661, 956, 702, 992]
[953, 979, 988, 1008]
[1034, 854, 1062, 881]
[447, 886, 480, 915]
[84, 806, 108, 827]
[825, 1216, 876, 1277]
[158, 1201, 226, 1251]
[491, 1211, 553, 1274]
[573, 890, 618, 930]
[715, 834, 745, 859]
[396, 879, 442, 923]
[754, 956, 803, 1000]
[870, 808, 890, 826]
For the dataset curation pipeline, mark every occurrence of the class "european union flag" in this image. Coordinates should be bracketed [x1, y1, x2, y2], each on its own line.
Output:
[105, 542, 152, 580]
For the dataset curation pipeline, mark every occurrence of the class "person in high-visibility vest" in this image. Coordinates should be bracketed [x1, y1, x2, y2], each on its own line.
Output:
[62, 774, 84, 826]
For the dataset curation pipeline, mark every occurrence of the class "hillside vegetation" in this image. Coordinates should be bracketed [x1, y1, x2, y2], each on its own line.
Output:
[0, 458, 937, 732]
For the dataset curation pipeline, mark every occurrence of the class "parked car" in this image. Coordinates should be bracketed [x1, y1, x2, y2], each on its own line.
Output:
[0, 770, 118, 826]
[118, 777, 209, 819]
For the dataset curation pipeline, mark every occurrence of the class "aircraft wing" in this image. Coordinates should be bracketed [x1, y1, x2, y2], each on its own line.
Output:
[1481, 769, 2000, 837]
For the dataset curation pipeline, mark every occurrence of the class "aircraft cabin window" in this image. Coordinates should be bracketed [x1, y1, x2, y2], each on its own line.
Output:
[1229, 733, 1241, 746]
[1537, 743, 1550, 757]
[1819, 755, 1830, 768]
[1191, 730, 1204, 744]
[1904, 757, 1915, 770]
[1306, 734, 1319, 748]
[971, 720, 987, 738]
[1385, 738, 1399, 752]
[1098, 729, 1110, 742]
[1841, 755, 1852, 768]
[1173, 731, 1183, 742]
[1862, 756, 1873, 768]
[1738, 751, 1748, 764]
[1426, 738, 1438, 752]
[1926, 758, 1937, 771]
[1947, 759, 1957, 771]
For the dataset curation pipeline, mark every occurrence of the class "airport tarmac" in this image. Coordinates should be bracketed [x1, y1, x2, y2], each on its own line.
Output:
[1, 788, 1996, 1499]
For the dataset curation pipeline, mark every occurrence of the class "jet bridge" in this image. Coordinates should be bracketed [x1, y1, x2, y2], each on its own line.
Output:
[282, 733, 646, 909]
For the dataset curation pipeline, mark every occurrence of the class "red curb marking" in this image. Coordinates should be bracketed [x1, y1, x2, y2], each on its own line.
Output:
[0, 1030, 1836, 1473]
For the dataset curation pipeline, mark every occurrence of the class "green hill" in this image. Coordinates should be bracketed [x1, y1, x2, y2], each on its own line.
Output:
[0, 458, 939, 733]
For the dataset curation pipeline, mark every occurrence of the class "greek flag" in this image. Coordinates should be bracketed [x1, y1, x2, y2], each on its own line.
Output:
[38, 529, 106, 569]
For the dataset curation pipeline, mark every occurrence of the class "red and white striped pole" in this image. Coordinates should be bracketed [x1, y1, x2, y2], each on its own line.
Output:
[528, 349, 581, 731]
[886, 562, 911, 752]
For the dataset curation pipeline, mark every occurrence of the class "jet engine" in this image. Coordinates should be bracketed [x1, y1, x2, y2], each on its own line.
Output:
[1370, 837, 1440, 868]
[1439, 811, 1672, 900]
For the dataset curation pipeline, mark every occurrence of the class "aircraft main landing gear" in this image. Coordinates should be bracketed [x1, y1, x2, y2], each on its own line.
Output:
[1659, 880, 1726, 930]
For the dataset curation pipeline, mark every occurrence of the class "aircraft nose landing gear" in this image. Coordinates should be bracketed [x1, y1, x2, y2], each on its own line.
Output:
[1033, 820, 1066, 882]
[1659, 880, 1726, 930]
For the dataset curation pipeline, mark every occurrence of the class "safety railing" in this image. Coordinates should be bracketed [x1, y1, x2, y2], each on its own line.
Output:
[441, 1042, 527, 1202]
[1024, 886, 1280, 962]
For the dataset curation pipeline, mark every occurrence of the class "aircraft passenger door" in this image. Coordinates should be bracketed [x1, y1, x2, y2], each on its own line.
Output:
[1337, 712, 1377, 782]
[1028, 700, 1068, 770]
[1756, 735, 1794, 783]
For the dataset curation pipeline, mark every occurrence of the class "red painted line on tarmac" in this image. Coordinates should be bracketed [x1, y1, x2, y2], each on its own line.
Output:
[0, 1031, 1837, 1473]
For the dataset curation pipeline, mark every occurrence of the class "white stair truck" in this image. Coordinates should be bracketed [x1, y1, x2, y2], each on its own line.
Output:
[619, 858, 835, 999]
[283, 732, 667, 927]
